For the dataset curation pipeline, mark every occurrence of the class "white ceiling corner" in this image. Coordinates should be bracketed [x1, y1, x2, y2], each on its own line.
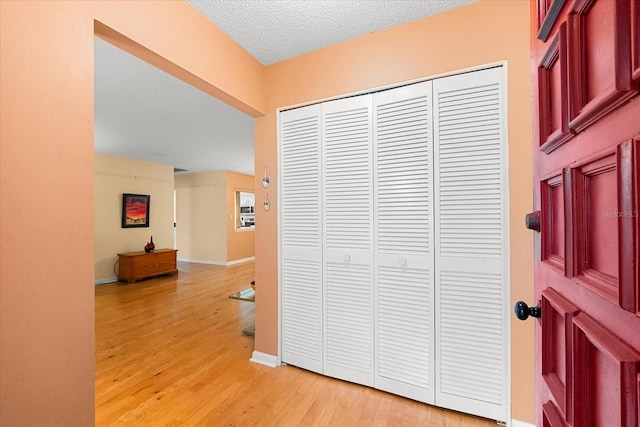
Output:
[94, 0, 477, 176]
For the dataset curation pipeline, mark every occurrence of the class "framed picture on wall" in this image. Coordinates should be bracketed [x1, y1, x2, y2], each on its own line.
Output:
[121, 193, 150, 228]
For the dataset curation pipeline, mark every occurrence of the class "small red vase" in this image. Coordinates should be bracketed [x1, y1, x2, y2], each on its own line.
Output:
[144, 236, 155, 253]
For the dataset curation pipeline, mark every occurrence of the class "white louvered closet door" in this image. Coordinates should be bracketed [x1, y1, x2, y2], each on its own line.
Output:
[321, 96, 375, 386]
[372, 82, 435, 404]
[433, 67, 508, 421]
[279, 104, 323, 374]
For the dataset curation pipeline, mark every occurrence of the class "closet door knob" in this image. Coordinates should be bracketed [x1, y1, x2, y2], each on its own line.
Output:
[343, 254, 351, 262]
[399, 257, 407, 266]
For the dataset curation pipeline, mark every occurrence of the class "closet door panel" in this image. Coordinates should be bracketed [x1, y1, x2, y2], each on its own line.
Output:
[433, 67, 508, 422]
[322, 96, 375, 386]
[373, 82, 435, 403]
[280, 104, 323, 373]
[324, 259, 372, 384]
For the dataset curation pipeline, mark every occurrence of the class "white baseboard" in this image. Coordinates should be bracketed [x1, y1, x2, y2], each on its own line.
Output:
[250, 351, 278, 368]
[178, 258, 227, 265]
[178, 257, 255, 266]
[227, 256, 255, 265]
[95, 277, 118, 285]
[512, 420, 534, 427]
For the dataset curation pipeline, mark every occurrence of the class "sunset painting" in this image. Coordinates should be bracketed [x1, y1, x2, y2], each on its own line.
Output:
[122, 194, 150, 228]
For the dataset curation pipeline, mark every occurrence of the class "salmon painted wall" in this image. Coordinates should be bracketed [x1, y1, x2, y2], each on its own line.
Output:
[0, 1, 264, 424]
[254, 0, 534, 423]
[226, 171, 256, 262]
[0, 2, 96, 425]
[94, 153, 175, 283]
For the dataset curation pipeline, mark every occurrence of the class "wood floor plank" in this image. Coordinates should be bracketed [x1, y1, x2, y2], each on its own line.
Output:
[96, 261, 497, 426]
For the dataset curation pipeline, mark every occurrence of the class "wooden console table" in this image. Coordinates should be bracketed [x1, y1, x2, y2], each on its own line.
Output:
[117, 249, 178, 283]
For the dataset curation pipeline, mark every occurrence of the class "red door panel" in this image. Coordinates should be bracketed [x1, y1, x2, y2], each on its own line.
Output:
[541, 288, 579, 420]
[632, 0, 640, 81]
[637, 374, 640, 424]
[543, 400, 568, 427]
[572, 314, 640, 426]
[541, 174, 566, 270]
[567, 0, 634, 132]
[538, 24, 572, 153]
[531, 0, 640, 426]
[567, 152, 619, 302]
[618, 138, 639, 314]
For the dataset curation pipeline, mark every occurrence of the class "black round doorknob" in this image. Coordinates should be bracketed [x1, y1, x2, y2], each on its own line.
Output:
[525, 211, 541, 232]
[514, 301, 541, 320]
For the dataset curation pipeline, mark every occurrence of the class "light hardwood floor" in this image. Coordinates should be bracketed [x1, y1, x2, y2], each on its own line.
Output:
[96, 261, 497, 426]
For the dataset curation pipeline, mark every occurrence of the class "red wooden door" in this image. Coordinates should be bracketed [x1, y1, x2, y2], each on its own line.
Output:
[529, 0, 640, 425]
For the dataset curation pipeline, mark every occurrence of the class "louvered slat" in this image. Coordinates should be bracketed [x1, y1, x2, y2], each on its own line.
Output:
[437, 81, 502, 259]
[324, 105, 371, 251]
[376, 92, 430, 254]
[281, 112, 321, 248]
[280, 104, 323, 373]
[325, 262, 372, 383]
[281, 259, 322, 370]
[434, 67, 507, 422]
[438, 271, 504, 403]
[377, 266, 430, 387]
[322, 96, 374, 387]
[373, 81, 434, 404]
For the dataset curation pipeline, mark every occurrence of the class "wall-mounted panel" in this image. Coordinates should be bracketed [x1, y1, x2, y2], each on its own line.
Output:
[539, 24, 573, 153]
[541, 174, 565, 271]
[568, 152, 619, 303]
[567, 0, 635, 132]
[572, 313, 640, 427]
[541, 288, 580, 421]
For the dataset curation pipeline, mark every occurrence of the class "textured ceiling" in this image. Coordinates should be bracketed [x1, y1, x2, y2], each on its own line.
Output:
[95, 0, 477, 175]
[188, 0, 478, 65]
